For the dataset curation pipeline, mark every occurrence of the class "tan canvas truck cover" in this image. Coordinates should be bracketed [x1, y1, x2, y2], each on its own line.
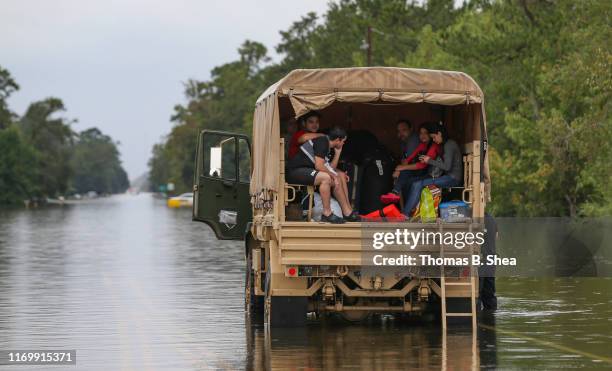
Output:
[250, 67, 490, 205]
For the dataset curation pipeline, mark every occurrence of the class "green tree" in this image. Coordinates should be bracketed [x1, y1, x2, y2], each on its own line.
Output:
[443, 0, 612, 216]
[72, 128, 129, 194]
[19, 97, 75, 197]
[0, 66, 19, 129]
[0, 66, 129, 205]
[0, 125, 39, 204]
[148, 143, 170, 192]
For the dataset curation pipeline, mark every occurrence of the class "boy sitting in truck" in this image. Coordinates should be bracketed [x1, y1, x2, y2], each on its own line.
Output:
[287, 111, 324, 159]
[286, 126, 360, 224]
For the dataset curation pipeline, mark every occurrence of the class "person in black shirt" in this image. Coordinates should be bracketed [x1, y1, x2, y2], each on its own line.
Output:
[286, 127, 359, 223]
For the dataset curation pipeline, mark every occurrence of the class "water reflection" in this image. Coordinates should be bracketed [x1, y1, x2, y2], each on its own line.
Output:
[0, 194, 610, 370]
[246, 316, 497, 370]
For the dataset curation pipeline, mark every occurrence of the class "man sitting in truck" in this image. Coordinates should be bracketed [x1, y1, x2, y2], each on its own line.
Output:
[286, 126, 360, 224]
[397, 119, 420, 161]
[287, 111, 324, 159]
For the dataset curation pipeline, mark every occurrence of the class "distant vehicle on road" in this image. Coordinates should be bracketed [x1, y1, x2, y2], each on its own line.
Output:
[167, 193, 194, 208]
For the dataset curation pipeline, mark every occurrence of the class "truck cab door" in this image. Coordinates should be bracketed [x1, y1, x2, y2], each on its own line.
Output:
[192, 130, 252, 240]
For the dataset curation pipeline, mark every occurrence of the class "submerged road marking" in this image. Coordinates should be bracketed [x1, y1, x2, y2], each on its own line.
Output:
[103, 275, 136, 371]
[105, 274, 211, 370]
[125, 277, 236, 370]
[479, 323, 612, 364]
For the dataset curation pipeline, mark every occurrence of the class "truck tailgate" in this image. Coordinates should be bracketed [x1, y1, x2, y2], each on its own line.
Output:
[278, 221, 480, 266]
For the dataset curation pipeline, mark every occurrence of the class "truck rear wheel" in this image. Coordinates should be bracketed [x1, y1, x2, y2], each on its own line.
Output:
[264, 271, 307, 327]
[338, 298, 371, 322]
[245, 251, 264, 317]
[339, 310, 370, 322]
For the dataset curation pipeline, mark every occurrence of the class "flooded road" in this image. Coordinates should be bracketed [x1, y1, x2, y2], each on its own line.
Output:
[0, 194, 611, 370]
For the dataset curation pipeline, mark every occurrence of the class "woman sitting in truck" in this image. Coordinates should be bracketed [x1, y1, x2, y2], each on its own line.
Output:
[381, 122, 442, 204]
[402, 122, 463, 216]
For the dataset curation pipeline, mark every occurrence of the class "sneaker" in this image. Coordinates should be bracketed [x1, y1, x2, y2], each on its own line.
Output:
[380, 192, 401, 204]
[343, 211, 361, 222]
[321, 213, 346, 224]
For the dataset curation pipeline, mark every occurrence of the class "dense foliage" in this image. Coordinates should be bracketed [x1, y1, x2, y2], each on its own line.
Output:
[150, 0, 610, 217]
[72, 128, 129, 195]
[0, 66, 129, 205]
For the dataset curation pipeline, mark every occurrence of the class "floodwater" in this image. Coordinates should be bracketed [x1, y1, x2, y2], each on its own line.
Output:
[0, 194, 610, 370]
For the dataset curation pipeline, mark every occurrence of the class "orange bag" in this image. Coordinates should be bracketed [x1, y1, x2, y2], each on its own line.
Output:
[361, 204, 406, 221]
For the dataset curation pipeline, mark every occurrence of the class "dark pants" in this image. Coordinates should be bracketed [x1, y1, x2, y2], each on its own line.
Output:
[479, 214, 498, 310]
[402, 175, 461, 215]
[479, 277, 497, 310]
[392, 170, 424, 196]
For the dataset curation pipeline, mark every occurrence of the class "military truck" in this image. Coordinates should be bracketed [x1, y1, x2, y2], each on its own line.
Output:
[193, 67, 490, 327]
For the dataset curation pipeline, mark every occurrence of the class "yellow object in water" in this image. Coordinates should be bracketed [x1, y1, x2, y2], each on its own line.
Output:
[167, 193, 193, 208]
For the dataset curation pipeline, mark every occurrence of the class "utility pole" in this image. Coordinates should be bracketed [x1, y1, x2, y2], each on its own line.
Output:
[367, 26, 372, 66]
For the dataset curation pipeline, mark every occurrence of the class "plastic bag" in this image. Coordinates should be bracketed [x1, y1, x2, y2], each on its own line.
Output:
[311, 193, 343, 221]
[439, 201, 471, 222]
[412, 185, 441, 222]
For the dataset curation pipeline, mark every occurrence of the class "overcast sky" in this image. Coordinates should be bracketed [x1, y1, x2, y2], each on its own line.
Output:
[1, 0, 329, 179]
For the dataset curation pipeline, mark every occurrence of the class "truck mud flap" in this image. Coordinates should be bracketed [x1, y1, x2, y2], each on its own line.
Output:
[268, 296, 308, 327]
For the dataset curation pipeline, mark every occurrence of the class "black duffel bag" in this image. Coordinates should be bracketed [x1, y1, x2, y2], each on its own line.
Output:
[342, 130, 379, 165]
[356, 146, 396, 215]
